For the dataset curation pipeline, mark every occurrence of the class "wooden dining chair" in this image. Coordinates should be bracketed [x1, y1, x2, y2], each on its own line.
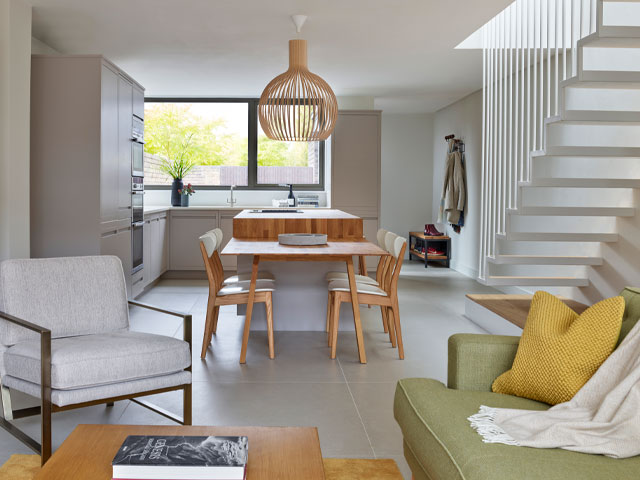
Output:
[327, 233, 407, 360]
[325, 229, 392, 334]
[199, 230, 276, 361]
[210, 228, 276, 285]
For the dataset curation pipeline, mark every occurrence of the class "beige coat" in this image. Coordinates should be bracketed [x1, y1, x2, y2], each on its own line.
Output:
[438, 144, 466, 225]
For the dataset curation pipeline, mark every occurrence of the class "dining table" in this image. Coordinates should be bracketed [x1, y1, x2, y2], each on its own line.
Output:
[221, 238, 389, 364]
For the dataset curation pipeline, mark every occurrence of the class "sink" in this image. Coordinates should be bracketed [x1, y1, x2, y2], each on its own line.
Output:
[249, 209, 304, 213]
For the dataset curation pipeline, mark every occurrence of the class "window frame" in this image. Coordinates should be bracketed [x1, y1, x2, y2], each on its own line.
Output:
[144, 97, 325, 191]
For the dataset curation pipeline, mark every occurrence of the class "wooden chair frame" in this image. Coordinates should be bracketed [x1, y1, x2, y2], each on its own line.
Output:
[200, 241, 274, 360]
[0, 301, 192, 465]
[328, 239, 407, 360]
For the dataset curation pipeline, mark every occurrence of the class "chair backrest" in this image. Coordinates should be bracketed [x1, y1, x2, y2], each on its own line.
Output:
[374, 229, 388, 284]
[199, 229, 223, 292]
[388, 236, 407, 297]
[0, 256, 129, 346]
[213, 228, 223, 251]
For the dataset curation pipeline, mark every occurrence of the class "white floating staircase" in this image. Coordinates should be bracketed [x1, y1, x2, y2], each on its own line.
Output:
[484, 0, 640, 289]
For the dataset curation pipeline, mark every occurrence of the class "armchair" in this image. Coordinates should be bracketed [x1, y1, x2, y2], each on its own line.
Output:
[0, 256, 192, 465]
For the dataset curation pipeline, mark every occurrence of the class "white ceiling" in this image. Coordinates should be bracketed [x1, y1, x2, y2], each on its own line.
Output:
[30, 0, 511, 113]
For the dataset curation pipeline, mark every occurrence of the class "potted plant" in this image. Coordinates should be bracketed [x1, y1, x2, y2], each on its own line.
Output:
[178, 183, 195, 207]
[159, 154, 196, 207]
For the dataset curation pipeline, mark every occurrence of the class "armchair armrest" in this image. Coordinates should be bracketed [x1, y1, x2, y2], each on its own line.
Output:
[127, 300, 192, 355]
[447, 333, 520, 392]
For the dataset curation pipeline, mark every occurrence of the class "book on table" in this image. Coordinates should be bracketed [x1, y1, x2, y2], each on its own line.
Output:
[111, 435, 248, 480]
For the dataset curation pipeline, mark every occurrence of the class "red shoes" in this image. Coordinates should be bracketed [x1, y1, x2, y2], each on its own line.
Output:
[427, 247, 445, 256]
[424, 224, 443, 236]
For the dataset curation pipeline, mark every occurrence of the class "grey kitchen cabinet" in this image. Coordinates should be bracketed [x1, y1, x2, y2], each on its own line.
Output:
[100, 225, 132, 294]
[331, 110, 381, 271]
[169, 210, 217, 270]
[117, 75, 133, 218]
[30, 55, 144, 296]
[219, 211, 240, 270]
[133, 84, 145, 120]
[150, 215, 168, 279]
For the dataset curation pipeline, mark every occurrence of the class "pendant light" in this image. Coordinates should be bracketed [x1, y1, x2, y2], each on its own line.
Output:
[258, 15, 338, 142]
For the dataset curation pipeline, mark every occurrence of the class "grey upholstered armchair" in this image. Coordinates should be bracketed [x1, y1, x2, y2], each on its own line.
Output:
[0, 256, 192, 464]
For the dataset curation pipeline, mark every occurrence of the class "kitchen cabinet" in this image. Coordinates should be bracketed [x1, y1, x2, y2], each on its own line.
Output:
[30, 55, 145, 297]
[169, 211, 217, 270]
[133, 84, 145, 120]
[142, 213, 169, 289]
[100, 225, 132, 294]
[117, 75, 133, 218]
[331, 110, 381, 271]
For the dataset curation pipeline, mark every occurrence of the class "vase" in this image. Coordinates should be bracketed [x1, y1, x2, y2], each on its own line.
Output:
[181, 195, 190, 207]
[171, 178, 183, 207]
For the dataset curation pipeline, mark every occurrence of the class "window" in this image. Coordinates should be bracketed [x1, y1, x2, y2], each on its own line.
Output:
[144, 99, 324, 190]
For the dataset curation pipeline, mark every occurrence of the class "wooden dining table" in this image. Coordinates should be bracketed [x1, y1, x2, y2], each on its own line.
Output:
[222, 238, 389, 364]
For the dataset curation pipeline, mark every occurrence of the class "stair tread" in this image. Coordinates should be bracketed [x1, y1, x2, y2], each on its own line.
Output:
[486, 276, 590, 287]
[525, 178, 640, 187]
[511, 206, 634, 215]
[489, 254, 603, 265]
[505, 232, 618, 242]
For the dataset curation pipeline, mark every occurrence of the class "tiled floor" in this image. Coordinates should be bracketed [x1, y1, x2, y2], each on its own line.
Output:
[0, 262, 497, 479]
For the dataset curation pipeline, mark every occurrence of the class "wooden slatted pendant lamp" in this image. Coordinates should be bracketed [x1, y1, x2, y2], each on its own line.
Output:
[258, 15, 338, 142]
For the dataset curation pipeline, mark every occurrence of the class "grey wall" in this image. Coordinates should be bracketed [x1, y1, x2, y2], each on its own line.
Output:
[0, 0, 31, 261]
[380, 113, 434, 253]
[432, 90, 482, 278]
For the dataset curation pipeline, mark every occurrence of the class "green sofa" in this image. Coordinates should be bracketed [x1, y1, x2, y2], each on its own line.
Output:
[394, 287, 640, 480]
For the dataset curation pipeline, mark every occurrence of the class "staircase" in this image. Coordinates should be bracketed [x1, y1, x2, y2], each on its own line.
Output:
[482, 0, 640, 290]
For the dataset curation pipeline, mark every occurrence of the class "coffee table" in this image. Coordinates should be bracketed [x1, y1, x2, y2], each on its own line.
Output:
[35, 424, 326, 479]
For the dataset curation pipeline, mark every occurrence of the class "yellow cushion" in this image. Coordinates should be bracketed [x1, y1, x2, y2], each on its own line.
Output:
[492, 291, 624, 405]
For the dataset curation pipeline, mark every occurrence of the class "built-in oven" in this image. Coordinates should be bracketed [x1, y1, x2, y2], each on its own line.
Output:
[132, 116, 145, 177]
[131, 176, 144, 274]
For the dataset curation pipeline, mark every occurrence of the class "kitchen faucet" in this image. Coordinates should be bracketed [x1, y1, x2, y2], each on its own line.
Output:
[227, 184, 236, 207]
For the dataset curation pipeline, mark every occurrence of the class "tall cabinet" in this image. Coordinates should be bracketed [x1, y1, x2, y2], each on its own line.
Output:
[331, 110, 382, 268]
[30, 55, 144, 296]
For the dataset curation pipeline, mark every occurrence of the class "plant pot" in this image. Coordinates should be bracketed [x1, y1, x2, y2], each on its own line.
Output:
[171, 179, 183, 207]
[181, 195, 190, 207]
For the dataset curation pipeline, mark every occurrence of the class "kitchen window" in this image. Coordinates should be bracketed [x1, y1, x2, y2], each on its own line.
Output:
[144, 98, 324, 190]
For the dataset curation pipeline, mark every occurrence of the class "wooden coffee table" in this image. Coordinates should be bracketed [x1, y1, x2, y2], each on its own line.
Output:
[35, 424, 326, 479]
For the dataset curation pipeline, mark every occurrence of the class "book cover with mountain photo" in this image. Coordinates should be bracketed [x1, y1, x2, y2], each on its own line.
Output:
[112, 435, 248, 480]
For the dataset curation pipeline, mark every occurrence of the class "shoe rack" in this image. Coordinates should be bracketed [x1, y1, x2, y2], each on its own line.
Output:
[408, 232, 451, 268]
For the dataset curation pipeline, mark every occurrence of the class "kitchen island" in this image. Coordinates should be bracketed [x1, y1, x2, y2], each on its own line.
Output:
[222, 209, 387, 362]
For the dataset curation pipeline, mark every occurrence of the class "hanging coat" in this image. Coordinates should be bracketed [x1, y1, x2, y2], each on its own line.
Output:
[437, 140, 467, 225]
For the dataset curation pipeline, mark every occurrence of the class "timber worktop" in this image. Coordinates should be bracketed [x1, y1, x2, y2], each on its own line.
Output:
[233, 209, 363, 241]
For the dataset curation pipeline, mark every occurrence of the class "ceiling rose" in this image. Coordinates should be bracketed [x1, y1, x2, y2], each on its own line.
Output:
[258, 15, 338, 142]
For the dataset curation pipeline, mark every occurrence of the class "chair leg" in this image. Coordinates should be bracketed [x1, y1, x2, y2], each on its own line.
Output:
[325, 290, 332, 333]
[385, 306, 397, 347]
[330, 296, 341, 359]
[266, 293, 275, 359]
[212, 306, 220, 335]
[106, 402, 114, 407]
[201, 299, 217, 359]
[379, 305, 389, 333]
[1, 385, 13, 421]
[327, 292, 334, 347]
[183, 383, 192, 425]
[41, 391, 52, 465]
[392, 300, 404, 359]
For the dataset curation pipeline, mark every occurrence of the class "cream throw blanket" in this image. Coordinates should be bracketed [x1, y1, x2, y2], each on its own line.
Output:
[469, 318, 640, 458]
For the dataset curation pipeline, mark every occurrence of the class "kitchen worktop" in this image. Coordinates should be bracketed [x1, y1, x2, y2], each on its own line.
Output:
[234, 209, 357, 219]
[143, 206, 326, 216]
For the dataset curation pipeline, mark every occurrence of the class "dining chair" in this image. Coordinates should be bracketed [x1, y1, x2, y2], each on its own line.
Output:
[327, 233, 407, 360]
[325, 229, 392, 334]
[199, 230, 276, 361]
[210, 228, 276, 285]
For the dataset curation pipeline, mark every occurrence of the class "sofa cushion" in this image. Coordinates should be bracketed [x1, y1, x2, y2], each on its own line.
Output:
[4, 331, 191, 390]
[394, 378, 640, 480]
[492, 291, 624, 405]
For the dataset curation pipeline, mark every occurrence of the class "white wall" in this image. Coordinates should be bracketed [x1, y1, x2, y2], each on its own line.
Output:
[432, 90, 482, 278]
[0, 0, 31, 261]
[380, 113, 434, 252]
